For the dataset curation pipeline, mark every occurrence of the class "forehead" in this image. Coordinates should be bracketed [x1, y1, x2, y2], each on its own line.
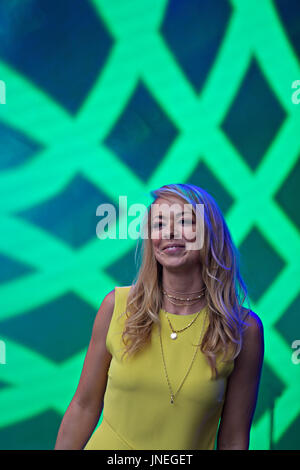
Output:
[151, 196, 194, 216]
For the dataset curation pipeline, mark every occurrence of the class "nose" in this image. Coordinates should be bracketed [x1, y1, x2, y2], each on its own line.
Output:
[164, 214, 181, 240]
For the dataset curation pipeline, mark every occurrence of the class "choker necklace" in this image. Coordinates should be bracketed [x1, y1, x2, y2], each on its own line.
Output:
[164, 296, 204, 307]
[162, 288, 206, 308]
[163, 287, 205, 305]
[162, 287, 206, 302]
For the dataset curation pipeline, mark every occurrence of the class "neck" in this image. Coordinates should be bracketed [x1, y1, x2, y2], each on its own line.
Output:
[161, 266, 206, 315]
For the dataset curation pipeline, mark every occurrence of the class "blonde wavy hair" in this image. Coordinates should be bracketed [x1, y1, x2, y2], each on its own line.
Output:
[119, 183, 251, 379]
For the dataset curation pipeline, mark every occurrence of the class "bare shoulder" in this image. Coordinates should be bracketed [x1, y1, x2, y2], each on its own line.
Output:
[235, 308, 264, 365]
[103, 288, 115, 308]
[241, 308, 264, 337]
[227, 308, 265, 379]
[91, 288, 116, 343]
[96, 288, 115, 318]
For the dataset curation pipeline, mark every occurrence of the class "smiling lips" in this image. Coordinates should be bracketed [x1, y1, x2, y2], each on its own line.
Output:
[162, 243, 185, 254]
[162, 242, 185, 250]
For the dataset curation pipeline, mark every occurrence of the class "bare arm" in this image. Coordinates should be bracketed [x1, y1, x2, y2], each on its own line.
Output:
[216, 311, 264, 450]
[54, 288, 115, 450]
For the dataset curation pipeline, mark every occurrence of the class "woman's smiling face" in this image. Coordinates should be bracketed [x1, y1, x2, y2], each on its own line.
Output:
[150, 196, 203, 269]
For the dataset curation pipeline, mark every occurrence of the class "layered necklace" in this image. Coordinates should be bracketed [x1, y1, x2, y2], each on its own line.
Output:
[159, 286, 208, 404]
[162, 287, 206, 340]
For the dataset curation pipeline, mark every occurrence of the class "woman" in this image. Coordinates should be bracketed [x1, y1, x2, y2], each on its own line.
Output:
[54, 183, 264, 450]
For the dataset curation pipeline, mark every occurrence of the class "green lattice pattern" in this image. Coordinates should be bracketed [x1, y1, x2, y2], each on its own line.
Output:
[0, 0, 300, 449]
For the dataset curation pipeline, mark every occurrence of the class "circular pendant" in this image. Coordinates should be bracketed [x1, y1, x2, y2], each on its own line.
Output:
[170, 332, 177, 340]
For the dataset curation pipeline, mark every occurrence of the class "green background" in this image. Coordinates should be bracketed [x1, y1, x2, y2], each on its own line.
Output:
[0, 0, 299, 449]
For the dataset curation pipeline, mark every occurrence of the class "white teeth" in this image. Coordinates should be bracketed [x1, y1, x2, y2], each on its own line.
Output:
[164, 245, 184, 249]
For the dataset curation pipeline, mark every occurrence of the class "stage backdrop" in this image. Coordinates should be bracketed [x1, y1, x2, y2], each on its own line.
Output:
[0, 0, 299, 450]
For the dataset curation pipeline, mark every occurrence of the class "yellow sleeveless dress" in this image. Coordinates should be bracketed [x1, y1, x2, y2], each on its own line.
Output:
[84, 286, 234, 450]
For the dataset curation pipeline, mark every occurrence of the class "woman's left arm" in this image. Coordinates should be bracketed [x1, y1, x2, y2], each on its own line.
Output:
[216, 311, 264, 450]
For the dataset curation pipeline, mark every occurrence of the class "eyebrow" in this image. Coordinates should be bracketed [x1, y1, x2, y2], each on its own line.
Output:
[153, 211, 195, 220]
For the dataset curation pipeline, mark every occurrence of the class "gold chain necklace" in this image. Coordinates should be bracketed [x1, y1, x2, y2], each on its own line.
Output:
[164, 296, 203, 307]
[164, 310, 201, 339]
[162, 288, 206, 302]
[159, 309, 208, 404]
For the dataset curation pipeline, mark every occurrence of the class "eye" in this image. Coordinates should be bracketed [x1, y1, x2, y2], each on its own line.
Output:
[153, 219, 194, 228]
[181, 219, 193, 224]
[153, 221, 164, 228]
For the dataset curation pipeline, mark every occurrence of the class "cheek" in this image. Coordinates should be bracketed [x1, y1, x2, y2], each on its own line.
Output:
[182, 226, 197, 242]
[152, 239, 160, 249]
[151, 227, 164, 245]
[151, 232, 162, 250]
